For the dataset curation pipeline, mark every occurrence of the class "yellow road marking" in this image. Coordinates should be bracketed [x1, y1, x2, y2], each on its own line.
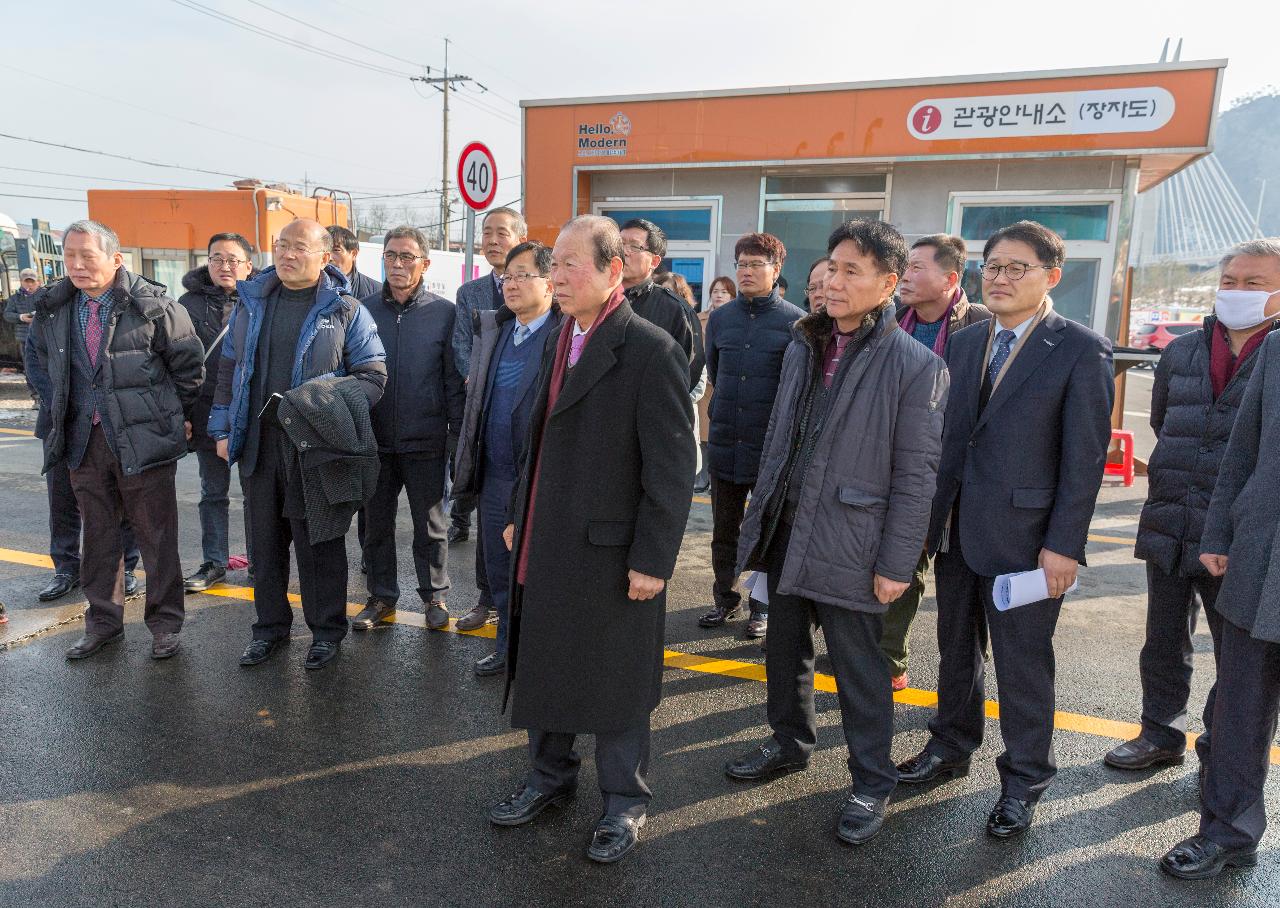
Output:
[0, 427, 35, 437]
[4, 543, 1263, 761]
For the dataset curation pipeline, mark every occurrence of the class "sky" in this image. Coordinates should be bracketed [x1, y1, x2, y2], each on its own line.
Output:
[0, 0, 1273, 233]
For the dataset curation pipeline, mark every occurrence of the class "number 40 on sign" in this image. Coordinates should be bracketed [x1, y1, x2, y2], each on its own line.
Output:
[457, 141, 498, 211]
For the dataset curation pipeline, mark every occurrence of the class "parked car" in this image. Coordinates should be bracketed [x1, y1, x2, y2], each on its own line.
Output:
[1129, 321, 1201, 355]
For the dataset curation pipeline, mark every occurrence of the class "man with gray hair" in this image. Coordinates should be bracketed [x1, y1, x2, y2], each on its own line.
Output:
[1158, 239, 1280, 880]
[5, 267, 42, 408]
[352, 226, 464, 632]
[1109, 239, 1280, 782]
[26, 219, 204, 660]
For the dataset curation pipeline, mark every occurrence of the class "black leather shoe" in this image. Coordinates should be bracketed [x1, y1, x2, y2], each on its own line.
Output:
[352, 598, 396, 631]
[1160, 834, 1257, 880]
[474, 652, 507, 677]
[66, 629, 124, 660]
[745, 611, 768, 638]
[239, 638, 285, 666]
[124, 571, 141, 600]
[837, 791, 888, 845]
[1104, 736, 1186, 770]
[304, 641, 340, 670]
[986, 795, 1036, 838]
[488, 784, 574, 826]
[447, 525, 469, 544]
[725, 740, 809, 781]
[587, 814, 645, 863]
[38, 573, 80, 602]
[896, 750, 970, 784]
[698, 604, 742, 628]
[151, 632, 181, 659]
[183, 562, 226, 593]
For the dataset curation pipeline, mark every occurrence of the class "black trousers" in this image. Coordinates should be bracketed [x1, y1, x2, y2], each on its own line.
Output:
[763, 521, 897, 798]
[527, 722, 651, 819]
[710, 474, 764, 614]
[68, 425, 184, 637]
[242, 432, 349, 643]
[1200, 617, 1280, 850]
[927, 532, 1063, 802]
[1139, 562, 1223, 757]
[46, 455, 139, 577]
[363, 452, 449, 605]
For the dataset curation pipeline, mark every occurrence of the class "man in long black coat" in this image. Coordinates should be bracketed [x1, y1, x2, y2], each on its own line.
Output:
[488, 215, 695, 865]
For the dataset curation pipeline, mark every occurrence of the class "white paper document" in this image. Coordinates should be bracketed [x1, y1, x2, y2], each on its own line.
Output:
[992, 568, 1079, 612]
[744, 572, 769, 606]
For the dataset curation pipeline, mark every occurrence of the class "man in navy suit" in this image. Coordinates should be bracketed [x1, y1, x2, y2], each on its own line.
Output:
[895, 220, 1114, 837]
[451, 241, 561, 676]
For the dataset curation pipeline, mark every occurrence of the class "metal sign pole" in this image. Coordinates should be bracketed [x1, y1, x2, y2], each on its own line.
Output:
[463, 208, 476, 283]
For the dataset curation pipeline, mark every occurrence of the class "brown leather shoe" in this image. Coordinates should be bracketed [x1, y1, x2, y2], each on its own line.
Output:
[151, 632, 181, 660]
[66, 629, 124, 660]
[455, 602, 496, 631]
[425, 600, 450, 630]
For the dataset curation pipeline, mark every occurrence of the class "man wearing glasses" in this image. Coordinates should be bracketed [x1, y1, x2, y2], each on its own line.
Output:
[618, 218, 702, 392]
[209, 218, 386, 670]
[896, 220, 1114, 837]
[351, 227, 464, 634]
[178, 233, 256, 593]
[452, 241, 562, 677]
[701, 233, 804, 639]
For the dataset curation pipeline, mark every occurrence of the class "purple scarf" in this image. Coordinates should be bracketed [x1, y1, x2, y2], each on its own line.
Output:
[898, 287, 961, 356]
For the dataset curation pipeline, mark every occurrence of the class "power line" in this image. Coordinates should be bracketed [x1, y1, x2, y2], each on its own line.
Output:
[166, 0, 414, 80]
[0, 165, 214, 190]
[242, 0, 423, 69]
[0, 191, 87, 204]
[0, 131, 251, 180]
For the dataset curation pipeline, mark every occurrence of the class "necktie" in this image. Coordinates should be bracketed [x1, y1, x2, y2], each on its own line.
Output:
[988, 329, 1017, 388]
[824, 334, 852, 388]
[85, 298, 104, 425]
[513, 324, 530, 347]
[569, 332, 586, 366]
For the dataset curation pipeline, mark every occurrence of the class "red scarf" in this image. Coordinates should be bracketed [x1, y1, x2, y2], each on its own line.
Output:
[897, 287, 961, 356]
[516, 285, 626, 584]
[1210, 320, 1274, 399]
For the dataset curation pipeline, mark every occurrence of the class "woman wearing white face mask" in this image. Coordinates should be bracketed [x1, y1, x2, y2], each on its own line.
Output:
[1153, 239, 1280, 880]
[1112, 241, 1280, 784]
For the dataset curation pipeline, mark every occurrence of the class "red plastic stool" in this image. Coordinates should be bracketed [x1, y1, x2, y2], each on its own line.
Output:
[1105, 429, 1135, 487]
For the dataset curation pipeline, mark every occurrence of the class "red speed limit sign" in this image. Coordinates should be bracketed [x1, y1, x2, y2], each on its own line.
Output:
[457, 141, 498, 210]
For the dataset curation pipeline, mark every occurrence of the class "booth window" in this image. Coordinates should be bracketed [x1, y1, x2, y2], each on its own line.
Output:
[595, 199, 720, 306]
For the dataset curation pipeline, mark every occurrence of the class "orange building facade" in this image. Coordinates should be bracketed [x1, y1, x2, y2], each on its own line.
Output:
[522, 60, 1224, 339]
[87, 186, 349, 296]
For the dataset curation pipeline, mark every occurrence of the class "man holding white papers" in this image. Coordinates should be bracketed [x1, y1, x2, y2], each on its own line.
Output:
[725, 220, 948, 846]
[895, 221, 1114, 838]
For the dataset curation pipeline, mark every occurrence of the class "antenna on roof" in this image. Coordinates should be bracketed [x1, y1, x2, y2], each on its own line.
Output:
[1159, 38, 1169, 62]
[1173, 38, 1183, 62]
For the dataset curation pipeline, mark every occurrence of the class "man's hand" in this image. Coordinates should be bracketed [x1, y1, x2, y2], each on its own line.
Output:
[627, 570, 665, 601]
[1038, 548, 1079, 599]
[503, 524, 514, 551]
[184, 421, 192, 441]
[874, 574, 909, 605]
[1200, 553, 1229, 577]
[19, 313, 33, 324]
[216, 438, 229, 462]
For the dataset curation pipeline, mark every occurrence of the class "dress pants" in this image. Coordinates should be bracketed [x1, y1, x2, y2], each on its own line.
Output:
[1139, 562, 1223, 758]
[194, 445, 232, 567]
[46, 455, 139, 577]
[709, 474, 765, 615]
[527, 723, 652, 819]
[763, 521, 897, 798]
[67, 424, 183, 637]
[1200, 616, 1280, 850]
[364, 452, 449, 605]
[242, 430, 349, 643]
[477, 465, 515, 654]
[880, 551, 930, 677]
[927, 531, 1063, 802]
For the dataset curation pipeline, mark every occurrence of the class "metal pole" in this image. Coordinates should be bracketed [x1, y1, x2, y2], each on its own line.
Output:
[463, 208, 476, 284]
[440, 38, 451, 251]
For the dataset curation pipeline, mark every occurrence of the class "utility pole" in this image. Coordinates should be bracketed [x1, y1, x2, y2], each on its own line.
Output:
[410, 38, 477, 251]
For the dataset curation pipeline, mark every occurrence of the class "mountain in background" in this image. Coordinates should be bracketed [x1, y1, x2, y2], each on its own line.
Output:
[1214, 90, 1280, 236]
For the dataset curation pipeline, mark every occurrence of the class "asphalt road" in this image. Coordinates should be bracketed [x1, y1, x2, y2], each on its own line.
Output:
[1, 398, 1276, 908]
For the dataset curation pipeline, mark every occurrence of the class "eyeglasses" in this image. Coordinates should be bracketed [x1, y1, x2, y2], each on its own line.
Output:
[506, 270, 547, 284]
[980, 262, 1053, 281]
[208, 255, 248, 268]
[735, 259, 774, 272]
[622, 243, 652, 256]
[273, 242, 324, 257]
[382, 252, 426, 266]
